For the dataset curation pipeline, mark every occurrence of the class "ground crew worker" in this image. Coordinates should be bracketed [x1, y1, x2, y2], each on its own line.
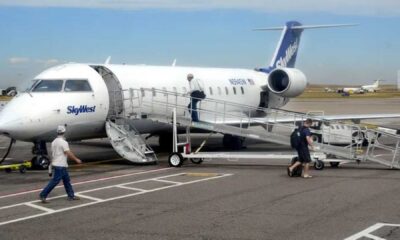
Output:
[39, 125, 82, 203]
[187, 73, 205, 122]
[288, 118, 314, 178]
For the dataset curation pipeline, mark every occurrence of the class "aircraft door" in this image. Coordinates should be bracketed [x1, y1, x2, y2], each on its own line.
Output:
[91, 66, 124, 120]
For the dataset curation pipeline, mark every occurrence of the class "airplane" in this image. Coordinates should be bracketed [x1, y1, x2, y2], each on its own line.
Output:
[0, 21, 399, 169]
[342, 79, 382, 94]
[361, 79, 382, 92]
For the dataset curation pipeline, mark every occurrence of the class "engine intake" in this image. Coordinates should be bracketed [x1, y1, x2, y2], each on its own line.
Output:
[268, 68, 307, 98]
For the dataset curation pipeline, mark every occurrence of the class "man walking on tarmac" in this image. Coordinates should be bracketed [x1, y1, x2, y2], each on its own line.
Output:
[288, 118, 314, 178]
[39, 125, 82, 203]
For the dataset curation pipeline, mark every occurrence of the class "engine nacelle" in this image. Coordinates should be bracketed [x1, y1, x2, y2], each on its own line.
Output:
[267, 68, 307, 98]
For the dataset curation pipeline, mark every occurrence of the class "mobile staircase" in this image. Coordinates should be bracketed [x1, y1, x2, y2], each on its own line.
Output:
[105, 89, 157, 164]
[110, 88, 400, 169]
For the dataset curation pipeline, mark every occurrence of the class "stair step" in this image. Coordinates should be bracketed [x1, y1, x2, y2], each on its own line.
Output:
[105, 121, 158, 164]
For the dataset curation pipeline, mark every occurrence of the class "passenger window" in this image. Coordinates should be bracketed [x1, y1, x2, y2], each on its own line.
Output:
[152, 88, 156, 97]
[241, 87, 244, 94]
[233, 87, 237, 95]
[209, 87, 213, 95]
[64, 80, 92, 92]
[32, 80, 64, 92]
[225, 87, 229, 95]
[217, 87, 222, 95]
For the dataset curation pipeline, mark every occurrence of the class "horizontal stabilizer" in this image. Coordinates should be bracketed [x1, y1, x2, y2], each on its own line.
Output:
[254, 23, 357, 31]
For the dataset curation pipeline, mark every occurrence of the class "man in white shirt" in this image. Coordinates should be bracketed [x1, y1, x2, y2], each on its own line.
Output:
[39, 125, 82, 203]
[187, 73, 205, 122]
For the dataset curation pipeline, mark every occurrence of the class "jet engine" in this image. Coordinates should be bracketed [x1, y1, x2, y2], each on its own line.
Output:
[267, 68, 307, 98]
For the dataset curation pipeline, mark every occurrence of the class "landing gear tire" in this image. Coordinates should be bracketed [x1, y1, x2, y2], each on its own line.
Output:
[352, 132, 365, 145]
[159, 133, 173, 152]
[329, 161, 340, 168]
[222, 135, 244, 150]
[168, 152, 184, 167]
[19, 165, 27, 174]
[314, 160, 325, 170]
[190, 158, 203, 164]
[31, 156, 50, 170]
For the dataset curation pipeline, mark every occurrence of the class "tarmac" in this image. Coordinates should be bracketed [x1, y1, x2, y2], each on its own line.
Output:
[0, 98, 399, 240]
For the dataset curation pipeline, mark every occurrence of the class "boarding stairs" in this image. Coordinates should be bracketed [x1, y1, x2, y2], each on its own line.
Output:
[113, 88, 400, 169]
[105, 115, 157, 164]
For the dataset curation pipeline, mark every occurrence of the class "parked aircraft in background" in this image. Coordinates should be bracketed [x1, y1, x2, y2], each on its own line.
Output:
[342, 79, 382, 94]
[0, 87, 17, 97]
[361, 79, 382, 92]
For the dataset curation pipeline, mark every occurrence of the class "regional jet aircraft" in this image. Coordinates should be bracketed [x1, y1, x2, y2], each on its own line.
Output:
[343, 79, 382, 94]
[0, 21, 398, 169]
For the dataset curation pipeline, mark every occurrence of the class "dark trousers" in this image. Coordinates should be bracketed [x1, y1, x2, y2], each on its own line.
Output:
[188, 98, 200, 122]
[40, 166, 75, 198]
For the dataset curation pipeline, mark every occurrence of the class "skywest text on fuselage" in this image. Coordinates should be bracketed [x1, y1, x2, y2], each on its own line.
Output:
[67, 105, 96, 115]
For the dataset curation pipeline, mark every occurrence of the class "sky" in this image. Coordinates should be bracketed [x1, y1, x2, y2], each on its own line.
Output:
[0, 0, 399, 89]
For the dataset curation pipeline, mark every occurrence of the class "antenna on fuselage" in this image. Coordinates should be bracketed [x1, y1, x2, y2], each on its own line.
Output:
[105, 56, 111, 65]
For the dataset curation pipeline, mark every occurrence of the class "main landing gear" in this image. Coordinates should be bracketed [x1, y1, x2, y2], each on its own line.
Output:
[31, 141, 50, 170]
[222, 134, 245, 150]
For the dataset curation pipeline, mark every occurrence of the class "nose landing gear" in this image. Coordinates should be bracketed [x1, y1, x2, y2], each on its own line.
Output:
[31, 141, 50, 170]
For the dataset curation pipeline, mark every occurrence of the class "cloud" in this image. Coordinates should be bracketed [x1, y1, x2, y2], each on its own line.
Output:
[0, 0, 399, 16]
[35, 59, 60, 66]
[8, 57, 30, 64]
[8, 57, 61, 66]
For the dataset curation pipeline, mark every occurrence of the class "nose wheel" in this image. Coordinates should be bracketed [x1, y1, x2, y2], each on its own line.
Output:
[31, 141, 50, 170]
[31, 156, 50, 170]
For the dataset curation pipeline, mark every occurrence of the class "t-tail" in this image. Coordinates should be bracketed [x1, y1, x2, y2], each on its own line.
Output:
[255, 21, 357, 73]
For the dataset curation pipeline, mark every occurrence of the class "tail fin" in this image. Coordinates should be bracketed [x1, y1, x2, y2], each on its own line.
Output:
[255, 21, 357, 73]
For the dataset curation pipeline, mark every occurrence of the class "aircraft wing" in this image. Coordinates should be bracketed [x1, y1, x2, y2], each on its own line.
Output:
[253, 113, 400, 124]
[206, 113, 400, 125]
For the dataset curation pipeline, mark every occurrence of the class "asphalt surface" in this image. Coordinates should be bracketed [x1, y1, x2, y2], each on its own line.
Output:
[0, 98, 399, 240]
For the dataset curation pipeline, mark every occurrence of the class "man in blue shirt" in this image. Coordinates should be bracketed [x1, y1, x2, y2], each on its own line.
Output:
[288, 119, 314, 178]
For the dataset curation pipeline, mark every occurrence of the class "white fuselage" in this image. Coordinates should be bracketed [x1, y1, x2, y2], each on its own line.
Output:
[0, 63, 288, 142]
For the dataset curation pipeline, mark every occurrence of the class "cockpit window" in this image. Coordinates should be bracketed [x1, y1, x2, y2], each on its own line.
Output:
[28, 79, 40, 91]
[64, 80, 92, 92]
[32, 80, 64, 92]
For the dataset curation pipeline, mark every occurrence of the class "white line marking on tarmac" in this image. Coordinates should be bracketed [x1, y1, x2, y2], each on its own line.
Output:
[74, 194, 104, 202]
[152, 179, 182, 185]
[0, 167, 172, 199]
[115, 185, 146, 192]
[24, 203, 55, 213]
[0, 172, 232, 227]
[345, 223, 400, 240]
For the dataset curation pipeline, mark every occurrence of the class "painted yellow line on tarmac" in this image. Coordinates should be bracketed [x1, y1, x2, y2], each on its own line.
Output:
[184, 173, 220, 177]
[70, 158, 124, 169]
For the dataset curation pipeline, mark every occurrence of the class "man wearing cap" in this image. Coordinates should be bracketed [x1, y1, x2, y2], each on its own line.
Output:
[39, 125, 82, 203]
[187, 73, 205, 122]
